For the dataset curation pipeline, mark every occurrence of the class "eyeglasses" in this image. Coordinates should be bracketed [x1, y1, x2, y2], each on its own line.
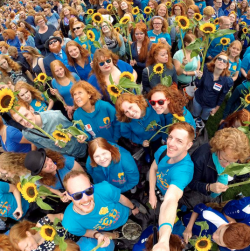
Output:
[101, 25, 108, 28]
[49, 40, 58, 45]
[217, 57, 228, 64]
[68, 186, 94, 200]
[99, 58, 112, 66]
[153, 23, 162, 25]
[73, 26, 81, 31]
[218, 151, 238, 165]
[174, 8, 181, 11]
[149, 99, 167, 106]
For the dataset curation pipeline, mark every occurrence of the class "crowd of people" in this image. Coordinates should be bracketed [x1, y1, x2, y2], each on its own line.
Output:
[0, 0, 250, 251]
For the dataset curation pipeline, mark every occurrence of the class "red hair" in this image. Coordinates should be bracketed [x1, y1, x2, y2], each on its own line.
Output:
[17, 27, 31, 41]
[223, 109, 250, 128]
[168, 122, 195, 142]
[88, 137, 120, 167]
[2, 29, 16, 40]
[133, 22, 150, 62]
[146, 43, 173, 69]
[171, 3, 186, 16]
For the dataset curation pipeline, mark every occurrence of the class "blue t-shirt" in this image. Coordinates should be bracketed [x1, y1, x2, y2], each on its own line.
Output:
[222, 197, 250, 225]
[147, 30, 171, 46]
[68, 56, 92, 81]
[62, 181, 129, 236]
[74, 37, 96, 54]
[30, 94, 48, 112]
[52, 72, 80, 106]
[154, 145, 194, 195]
[241, 16, 250, 26]
[0, 181, 29, 220]
[0, 126, 31, 153]
[77, 237, 115, 251]
[195, 1, 206, 14]
[229, 59, 241, 77]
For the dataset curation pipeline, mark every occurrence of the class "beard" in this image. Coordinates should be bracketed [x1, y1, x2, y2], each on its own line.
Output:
[49, 45, 62, 54]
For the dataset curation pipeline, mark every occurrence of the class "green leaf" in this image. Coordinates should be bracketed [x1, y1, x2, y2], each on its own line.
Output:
[149, 72, 154, 81]
[43, 90, 50, 102]
[246, 36, 250, 44]
[57, 141, 67, 148]
[36, 196, 54, 210]
[72, 120, 85, 131]
[213, 29, 235, 37]
[161, 76, 172, 87]
[39, 185, 53, 194]
[145, 120, 158, 131]
[28, 175, 43, 183]
[190, 49, 200, 58]
[243, 121, 250, 124]
[92, 41, 101, 49]
[118, 78, 140, 90]
[67, 126, 82, 136]
[20, 177, 28, 187]
[211, 242, 218, 251]
[110, 94, 117, 104]
[238, 125, 249, 134]
[109, 74, 115, 85]
[185, 38, 204, 51]
[31, 227, 41, 231]
[59, 237, 68, 251]
[53, 234, 61, 245]
[56, 124, 64, 130]
[220, 162, 250, 176]
[188, 238, 196, 247]
[53, 217, 61, 227]
[195, 221, 209, 232]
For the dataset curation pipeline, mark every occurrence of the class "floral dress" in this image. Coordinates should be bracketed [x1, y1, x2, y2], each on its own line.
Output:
[34, 216, 80, 251]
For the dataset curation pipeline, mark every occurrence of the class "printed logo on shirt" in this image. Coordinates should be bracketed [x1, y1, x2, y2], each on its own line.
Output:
[85, 124, 96, 138]
[94, 209, 121, 230]
[150, 36, 156, 42]
[213, 83, 222, 91]
[232, 65, 237, 71]
[99, 117, 111, 129]
[0, 201, 10, 216]
[99, 207, 109, 215]
[103, 117, 110, 124]
[118, 172, 124, 179]
[156, 172, 169, 191]
[35, 101, 41, 107]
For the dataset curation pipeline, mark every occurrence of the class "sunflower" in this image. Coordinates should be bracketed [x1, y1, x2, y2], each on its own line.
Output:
[195, 236, 212, 251]
[245, 94, 250, 104]
[175, 16, 180, 22]
[166, 1, 171, 7]
[173, 114, 185, 122]
[92, 13, 104, 24]
[107, 4, 113, 11]
[34, 77, 38, 82]
[107, 85, 121, 98]
[115, 27, 120, 33]
[120, 71, 135, 82]
[132, 6, 140, 15]
[86, 9, 94, 15]
[144, 6, 152, 15]
[177, 16, 190, 29]
[21, 183, 38, 203]
[82, 44, 87, 49]
[119, 16, 130, 25]
[240, 21, 247, 26]
[243, 27, 248, 34]
[17, 182, 22, 192]
[40, 225, 56, 242]
[52, 130, 71, 143]
[214, 18, 219, 24]
[220, 37, 230, 46]
[37, 73, 47, 83]
[87, 30, 95, 42]
[20, 46, 24, 51]
[199, 23, 216, 34]
[0, 88, 15, 113]
[194, 13, 202, 21]
[153, 63, 164, 74]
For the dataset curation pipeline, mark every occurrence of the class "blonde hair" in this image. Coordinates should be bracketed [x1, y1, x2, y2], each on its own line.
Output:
[210, 128, 250, 162]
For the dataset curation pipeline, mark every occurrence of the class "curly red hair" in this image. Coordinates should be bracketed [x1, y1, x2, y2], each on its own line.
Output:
[171, 3, 186, 16]
[206, 52, 230, 76]
[17, 27, 30, 41]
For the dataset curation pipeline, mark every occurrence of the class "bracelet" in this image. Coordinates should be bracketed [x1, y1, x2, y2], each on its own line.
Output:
[159, 222, 173, 231]
[93, 231, 100, 239]
[131, 203, 137, 210]
[207, 183, 210, 192]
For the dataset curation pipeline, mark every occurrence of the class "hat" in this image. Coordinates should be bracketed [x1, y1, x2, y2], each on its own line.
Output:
[44, 36, 62, 49]
[24, 148, 46, 175]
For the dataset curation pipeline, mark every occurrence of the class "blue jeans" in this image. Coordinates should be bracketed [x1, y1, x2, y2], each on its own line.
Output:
[192, 97, 213, 120]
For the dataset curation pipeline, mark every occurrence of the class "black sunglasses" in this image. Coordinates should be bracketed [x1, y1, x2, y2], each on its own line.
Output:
[49, 40, 58, 45]
[68, 186, 94, 200]
[73, 26, 81, 31]
[99, 59, 112, 66]
[217, 57, 228, 64]
[149, 99, 167, 106]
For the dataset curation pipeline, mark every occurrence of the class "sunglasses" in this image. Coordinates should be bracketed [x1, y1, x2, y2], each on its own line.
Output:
[217, 57, 228, 64]
[99, 58, 112, 66]
[73, 26, 81, 31]
[149, 99, 167, 106]
[49, 40, 58, 45]
[68, 185, 94, 200]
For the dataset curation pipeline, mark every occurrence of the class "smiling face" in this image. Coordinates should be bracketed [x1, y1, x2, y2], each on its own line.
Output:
[93, 147, 112, 167]
[150, 92, 170, 114]
[113, 1, 119, 8]
[166, 128, 192, 159]
[187, 8, 195, 19]
[16, 30, 23, 39]
[54, 65, 65, 78]
[19, 22, 25, 28]
[217, 148, 238, 168]
[98, 56, 113, 73]
[73, 87, 91, 108]
[10, 23, 17, 31]
[229, 14, 236, 23]
[67, 174, 95, 214]
[18, 232, 38, 251]
[158, 6, 167, 17]
[155, 49, 168, 64]
[101, 22, 110, 33]
[73, 23, 83, 37]
[12, 106, 36, 129]
[229, 44, 241, 58]
[230, 2, 235, 10]
[121, 101, 142, 119]
[120, 1, 128, 10]
[42, 157, 57, 174]
[0, 58, 9, 69]
[148, 1, 155, 9]
[214, 55, 228, 71]
[67, 45, 80, 59]
[212, 224, 228, 247]
[19, 88, 32, 103]
[63, 8, 70, 16]
[152, 18, 163, 32]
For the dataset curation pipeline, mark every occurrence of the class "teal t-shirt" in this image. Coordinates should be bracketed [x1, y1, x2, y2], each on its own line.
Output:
[0, 181, 29, 220]
[228, 59, 241, 77]
[155, 145, 194, 195]
[30, 94, 48, 112]
[173, 49, 200, 84]
[62, 181, 129, 236]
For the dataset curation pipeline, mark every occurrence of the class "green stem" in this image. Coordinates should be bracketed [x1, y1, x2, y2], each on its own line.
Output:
[234, 104, 243, 113]
[127, 26, 133, 61]
[148, 123, 173, 142]
[39, 193, 60, 198]
[86, 40, 93, 62]
[12, 107, 56, 142]
[228, 179, 250, 188]
[90, 237, 112, 251]
[180, 29, 186, 57]
[46, 82, 67, 107]
[200, 36, 209, 73]
[119, 86, 134, 94]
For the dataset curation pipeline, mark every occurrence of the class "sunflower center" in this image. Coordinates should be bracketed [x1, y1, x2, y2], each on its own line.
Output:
[1, 95, 11, 108]
[27, 187, 36, 198]
[180, 20, 187, 26]
[95, 16, 101, 21]
[246, 95, 250, 101]
[198, 240, 208, 248]
[156, 66, 162, 71]
[111, 86, 120, 94]
[45, 228, 53, 237]
[204, 27, 213, 32]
